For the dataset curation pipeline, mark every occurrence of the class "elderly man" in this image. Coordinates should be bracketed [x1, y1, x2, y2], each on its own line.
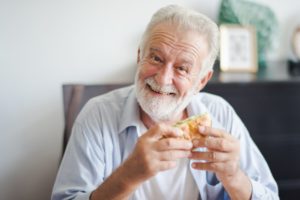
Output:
[52, 5, 278, 200]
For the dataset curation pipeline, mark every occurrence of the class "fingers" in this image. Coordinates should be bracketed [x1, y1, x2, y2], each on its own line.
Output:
[192, 161, 222, 171]
[198, 126, 230, 140]
[191, 161, 238, 176]
[193, 126, 238, 152]
[190, 126, 240, 177]
[147, 123, 193, 151]
[155, 138, 193, 151]
[193, 137, 236, 152]
[189, 151, 230, 162]
[158, 150, 191, 161]
[148, 123, 183, 140]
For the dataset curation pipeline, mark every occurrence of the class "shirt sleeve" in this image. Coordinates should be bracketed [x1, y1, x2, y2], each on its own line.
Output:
[229, 107, 279, 200]
[51, 122, 105, 200]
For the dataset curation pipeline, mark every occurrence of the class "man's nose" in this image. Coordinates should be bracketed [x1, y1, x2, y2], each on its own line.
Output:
[155, 64, 174, 85]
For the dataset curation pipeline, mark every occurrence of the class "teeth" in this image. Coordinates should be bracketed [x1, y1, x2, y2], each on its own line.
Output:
[148, 84, 172, 95]
[145, 78, 177, 95]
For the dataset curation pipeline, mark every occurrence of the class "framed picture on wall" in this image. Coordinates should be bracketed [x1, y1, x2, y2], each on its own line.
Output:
[220, 24, 258, 73]
[292, 26, 300, 59]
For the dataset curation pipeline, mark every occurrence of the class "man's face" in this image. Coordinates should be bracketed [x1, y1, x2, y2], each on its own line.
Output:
[135, 23, 209, 122]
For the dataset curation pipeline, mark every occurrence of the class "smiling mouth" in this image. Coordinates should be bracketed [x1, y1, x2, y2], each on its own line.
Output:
[146, 84, 176, 96]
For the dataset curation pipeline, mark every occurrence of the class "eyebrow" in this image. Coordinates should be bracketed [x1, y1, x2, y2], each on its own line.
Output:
[180, 58, 193, 66]
[149, 47, 161, 53]
[149, 47, 194, 66]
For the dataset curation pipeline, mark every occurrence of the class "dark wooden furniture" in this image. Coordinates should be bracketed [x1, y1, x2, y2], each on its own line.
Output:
[62, 84, 130, 149]
[62, 62, 300, 199]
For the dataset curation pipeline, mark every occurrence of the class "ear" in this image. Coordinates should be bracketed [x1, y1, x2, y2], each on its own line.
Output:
[137, 48, 141, 64]
[196, 70, 213, 92]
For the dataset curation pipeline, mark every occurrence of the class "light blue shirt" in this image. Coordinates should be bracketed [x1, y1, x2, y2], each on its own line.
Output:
[51, 85, 279, 200]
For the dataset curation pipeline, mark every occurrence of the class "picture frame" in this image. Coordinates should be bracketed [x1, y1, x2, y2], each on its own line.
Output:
[292, 26, 300, 60]
[220, 24, 258, 73]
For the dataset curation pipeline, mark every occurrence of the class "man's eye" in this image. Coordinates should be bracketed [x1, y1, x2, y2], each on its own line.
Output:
[151, 55, 162, 63]
[177, 66, 188, 73]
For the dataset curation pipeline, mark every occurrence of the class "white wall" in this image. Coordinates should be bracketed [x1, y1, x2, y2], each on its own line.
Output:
[0, 0, 299, 199]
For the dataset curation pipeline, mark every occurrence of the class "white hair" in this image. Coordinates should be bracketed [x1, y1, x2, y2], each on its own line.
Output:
[139, 4, 219, 78]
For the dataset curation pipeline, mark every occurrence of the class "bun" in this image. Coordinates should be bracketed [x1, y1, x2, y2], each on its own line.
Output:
[174, 113, 212, 140]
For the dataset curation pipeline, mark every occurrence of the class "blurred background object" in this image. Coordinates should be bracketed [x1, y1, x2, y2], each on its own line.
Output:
[288, 26, 300, 76]
[292, 27, 300, 59]
[219, 24, 258, 72]
[218, 0, 279, 69]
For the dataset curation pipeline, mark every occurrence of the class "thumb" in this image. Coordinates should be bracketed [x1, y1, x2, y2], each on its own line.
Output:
[149, 123, 183, 140]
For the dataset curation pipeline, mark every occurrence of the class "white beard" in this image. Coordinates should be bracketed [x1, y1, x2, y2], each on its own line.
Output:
[134, 69, 197, 122]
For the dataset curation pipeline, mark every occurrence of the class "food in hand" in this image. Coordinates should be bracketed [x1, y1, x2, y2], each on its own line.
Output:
[174, 113, 212, 140]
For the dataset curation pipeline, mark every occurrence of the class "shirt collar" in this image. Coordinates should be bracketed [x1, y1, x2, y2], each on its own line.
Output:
[118, 85, 141, 134]
[186, 94, 209, 117]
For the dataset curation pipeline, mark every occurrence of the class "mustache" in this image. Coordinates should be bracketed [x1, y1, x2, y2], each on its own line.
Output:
[145, 77, 178, 95]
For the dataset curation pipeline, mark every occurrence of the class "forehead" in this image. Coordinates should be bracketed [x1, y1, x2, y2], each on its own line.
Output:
[145, 23, 208, 60]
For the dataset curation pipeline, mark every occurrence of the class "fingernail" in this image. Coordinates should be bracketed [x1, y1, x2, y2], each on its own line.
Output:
[193, 139, 199, 146]
[198, 126, 205, 133]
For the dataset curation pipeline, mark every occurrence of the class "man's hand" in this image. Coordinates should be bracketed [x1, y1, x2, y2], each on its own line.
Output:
[190, 126, 240, 181]
[190, 126, 252, 200]
[91, 123, 193, 200]
[123, 123, 193, 184]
